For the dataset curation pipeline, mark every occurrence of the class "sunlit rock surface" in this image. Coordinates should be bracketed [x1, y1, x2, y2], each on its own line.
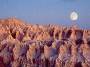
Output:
[0, 18, 90, 67]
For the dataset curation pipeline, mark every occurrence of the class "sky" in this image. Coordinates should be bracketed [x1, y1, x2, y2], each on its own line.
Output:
[0, 0, 90, 29]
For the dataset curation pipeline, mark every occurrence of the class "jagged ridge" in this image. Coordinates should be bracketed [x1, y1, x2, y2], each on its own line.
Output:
[0, 18, 90, 67]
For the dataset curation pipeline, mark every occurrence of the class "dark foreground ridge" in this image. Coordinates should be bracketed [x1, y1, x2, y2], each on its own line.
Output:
[0, 18, 90, 67]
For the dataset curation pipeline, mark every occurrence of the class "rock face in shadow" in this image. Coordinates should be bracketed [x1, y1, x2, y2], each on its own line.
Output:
[0, 18, 90, 67]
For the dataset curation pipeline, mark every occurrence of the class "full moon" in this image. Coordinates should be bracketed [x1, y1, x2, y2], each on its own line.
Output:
[70, 11, 78, 21]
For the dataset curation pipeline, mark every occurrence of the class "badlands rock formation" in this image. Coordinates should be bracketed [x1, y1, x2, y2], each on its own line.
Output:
[0, 18, 90, 67]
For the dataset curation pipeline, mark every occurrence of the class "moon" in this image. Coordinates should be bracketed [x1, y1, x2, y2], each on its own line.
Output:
[70, 11, 78, 21]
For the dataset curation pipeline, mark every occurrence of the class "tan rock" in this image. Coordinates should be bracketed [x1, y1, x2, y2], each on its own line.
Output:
[0, 18, 89, 67]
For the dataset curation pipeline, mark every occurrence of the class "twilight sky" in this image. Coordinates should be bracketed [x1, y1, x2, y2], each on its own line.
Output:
[0, 0, 90, 29]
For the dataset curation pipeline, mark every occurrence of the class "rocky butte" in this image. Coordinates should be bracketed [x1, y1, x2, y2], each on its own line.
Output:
[0, 18, 90, 67]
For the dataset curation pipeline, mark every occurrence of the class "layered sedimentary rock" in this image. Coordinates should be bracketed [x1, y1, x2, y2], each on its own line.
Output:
[0, 18, 90, 67]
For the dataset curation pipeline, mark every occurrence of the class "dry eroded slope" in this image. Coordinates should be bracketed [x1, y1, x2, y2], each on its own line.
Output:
[0, 18, 90, 67]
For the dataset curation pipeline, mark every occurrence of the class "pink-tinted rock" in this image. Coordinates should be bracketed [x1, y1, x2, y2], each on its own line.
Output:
[0, 18, 89, 67]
